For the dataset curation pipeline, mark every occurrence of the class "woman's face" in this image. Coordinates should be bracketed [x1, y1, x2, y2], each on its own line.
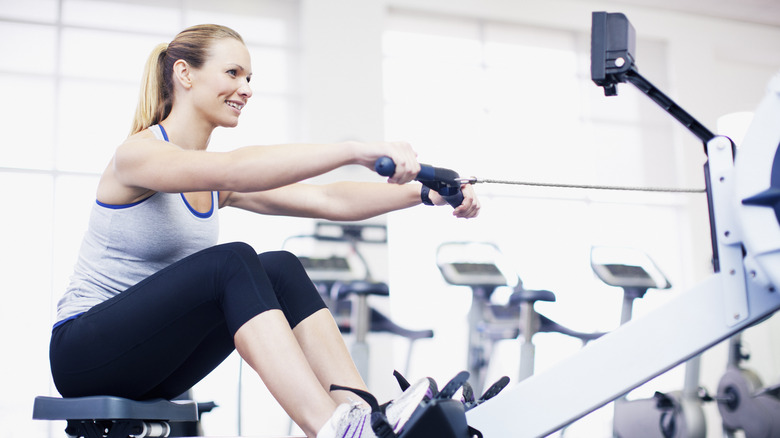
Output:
[191, 38, 253, 128]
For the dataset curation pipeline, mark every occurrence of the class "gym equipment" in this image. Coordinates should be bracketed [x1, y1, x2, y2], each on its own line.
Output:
[33, 389, 215, 438]
[32, 395, 199, 438]
[374, 157, 465, 207]
[466, 12, 780, 437]
[436, 241, 603, 395]
[716, 332, 780, 437]
[333, 370, 495, 438]
[591, 246, 707, 438]
[284, 222, 434, 380]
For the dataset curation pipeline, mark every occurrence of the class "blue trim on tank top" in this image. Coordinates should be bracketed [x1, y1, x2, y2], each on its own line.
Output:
[158, 124, 169, 141]
[96, 193, 214, 218]
[96, 195, 154, 209]
[180, 192, 215, 218]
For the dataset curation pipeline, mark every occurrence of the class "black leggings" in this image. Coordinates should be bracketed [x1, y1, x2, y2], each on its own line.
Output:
[49, 242, 326, 400]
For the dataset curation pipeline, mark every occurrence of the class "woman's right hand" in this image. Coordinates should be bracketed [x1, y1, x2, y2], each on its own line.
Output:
[353, 141, 420, 185]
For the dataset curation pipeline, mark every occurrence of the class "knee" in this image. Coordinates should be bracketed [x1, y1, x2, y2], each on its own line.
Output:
[260, 250, 299, 265]
[218, 242, 258, 260]
[257, 250, 309, 278]
[209, 242, 265, 274]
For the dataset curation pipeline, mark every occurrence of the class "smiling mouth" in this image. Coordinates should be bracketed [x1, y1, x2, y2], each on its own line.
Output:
[226, 101, 244, 111]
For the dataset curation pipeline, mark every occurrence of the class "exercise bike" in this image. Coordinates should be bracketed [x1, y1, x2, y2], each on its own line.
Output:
[436, 241, 604, 396]
[592, 245, 780, 437]
[283, 221, 435, 381]
[716, 329, 780, 437]
[590, 246, 707, 438]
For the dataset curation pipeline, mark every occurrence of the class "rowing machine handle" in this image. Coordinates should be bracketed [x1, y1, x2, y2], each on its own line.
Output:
[374, 156, 464, 208]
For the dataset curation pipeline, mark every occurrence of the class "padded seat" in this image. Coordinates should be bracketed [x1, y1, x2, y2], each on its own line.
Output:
[33, 395, 198, 438]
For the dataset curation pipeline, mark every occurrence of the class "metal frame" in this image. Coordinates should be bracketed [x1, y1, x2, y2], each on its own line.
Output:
[468, 142, 780, 435]
[467, 34, 780, 438]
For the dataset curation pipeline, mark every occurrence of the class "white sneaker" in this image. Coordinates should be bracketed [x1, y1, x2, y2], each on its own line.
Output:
[384, 377, 430, 434]
[317, 402, 375, 438]
[318, 378, 430, 438]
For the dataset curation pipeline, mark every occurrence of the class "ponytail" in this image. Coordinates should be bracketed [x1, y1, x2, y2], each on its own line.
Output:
[129, 43, 170, 136]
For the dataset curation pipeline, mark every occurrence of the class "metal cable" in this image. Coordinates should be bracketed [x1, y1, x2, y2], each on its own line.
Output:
[469, 178, 706, 193]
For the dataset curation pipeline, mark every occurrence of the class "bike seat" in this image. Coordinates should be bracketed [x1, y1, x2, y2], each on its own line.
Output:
[539, 314, 606, 342]
[332, 280, 390, 300]
[370, 308, 434, 340]
[509, 288, 556, 305]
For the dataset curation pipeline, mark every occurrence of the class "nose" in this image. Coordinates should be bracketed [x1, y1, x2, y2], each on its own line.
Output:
[239, 82, 253, 99]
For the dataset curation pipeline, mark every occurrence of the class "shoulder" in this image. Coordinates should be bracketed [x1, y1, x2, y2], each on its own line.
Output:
[115, 128, 182, 163]
[121, 128, 168, 149]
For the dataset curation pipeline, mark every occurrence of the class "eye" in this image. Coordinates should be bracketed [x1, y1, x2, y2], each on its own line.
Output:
[246, 75, 251, 83]
[227, 69, 237, 77]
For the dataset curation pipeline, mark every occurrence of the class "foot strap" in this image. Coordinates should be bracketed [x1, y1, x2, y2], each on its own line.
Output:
[330, 384, 396, 438]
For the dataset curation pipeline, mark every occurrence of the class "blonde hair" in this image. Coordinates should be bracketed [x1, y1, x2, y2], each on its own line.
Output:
[129, 24, 245, 136]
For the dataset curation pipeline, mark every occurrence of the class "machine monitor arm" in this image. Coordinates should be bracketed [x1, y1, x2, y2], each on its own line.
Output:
[592, 11, 723, 271]
[591, 12, 716, 146]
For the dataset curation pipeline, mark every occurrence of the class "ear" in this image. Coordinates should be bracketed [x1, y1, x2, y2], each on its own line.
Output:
[172, 59, 193, 89]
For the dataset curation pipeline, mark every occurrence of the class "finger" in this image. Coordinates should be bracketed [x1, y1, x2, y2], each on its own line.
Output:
[456, 203, 479, 218]
[389, 158, 418, 184]
[388, 162, 413, 184]
[452, 199, 471, 217]
[453, 186, 480, 218]
[395, 142, 420, 184]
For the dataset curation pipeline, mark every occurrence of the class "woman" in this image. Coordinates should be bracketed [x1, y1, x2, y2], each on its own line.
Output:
[49, 24, 479, 438]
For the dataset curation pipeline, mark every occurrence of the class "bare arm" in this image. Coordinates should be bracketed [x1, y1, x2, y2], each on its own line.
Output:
[223, 181, 481, 221]
[110, 132, 420, 195]
[103, 129, 479, 219]
[223, 182, 421, 221]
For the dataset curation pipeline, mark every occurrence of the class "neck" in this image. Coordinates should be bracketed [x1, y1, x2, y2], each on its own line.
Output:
[159, 107, 214, 150]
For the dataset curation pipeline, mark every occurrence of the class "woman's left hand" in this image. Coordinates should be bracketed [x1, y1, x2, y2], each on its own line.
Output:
[429, 184, 481, 218]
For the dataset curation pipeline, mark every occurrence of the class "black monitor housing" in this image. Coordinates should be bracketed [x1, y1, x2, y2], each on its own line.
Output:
[591, 12, 636, 96]
[590, 11, 715, 145]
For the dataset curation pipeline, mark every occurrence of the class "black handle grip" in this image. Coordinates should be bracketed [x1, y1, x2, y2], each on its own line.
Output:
[439, 186, 465, 208]
[374, 156, 464, 208]
[374, 156, 396, 177]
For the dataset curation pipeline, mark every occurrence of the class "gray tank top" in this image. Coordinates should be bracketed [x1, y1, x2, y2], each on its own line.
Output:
[55, 125, 220, 324]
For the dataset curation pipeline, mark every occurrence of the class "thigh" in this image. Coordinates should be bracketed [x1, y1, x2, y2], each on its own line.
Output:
[50, 243, 266, 399]
[138, 321, 235, 400]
